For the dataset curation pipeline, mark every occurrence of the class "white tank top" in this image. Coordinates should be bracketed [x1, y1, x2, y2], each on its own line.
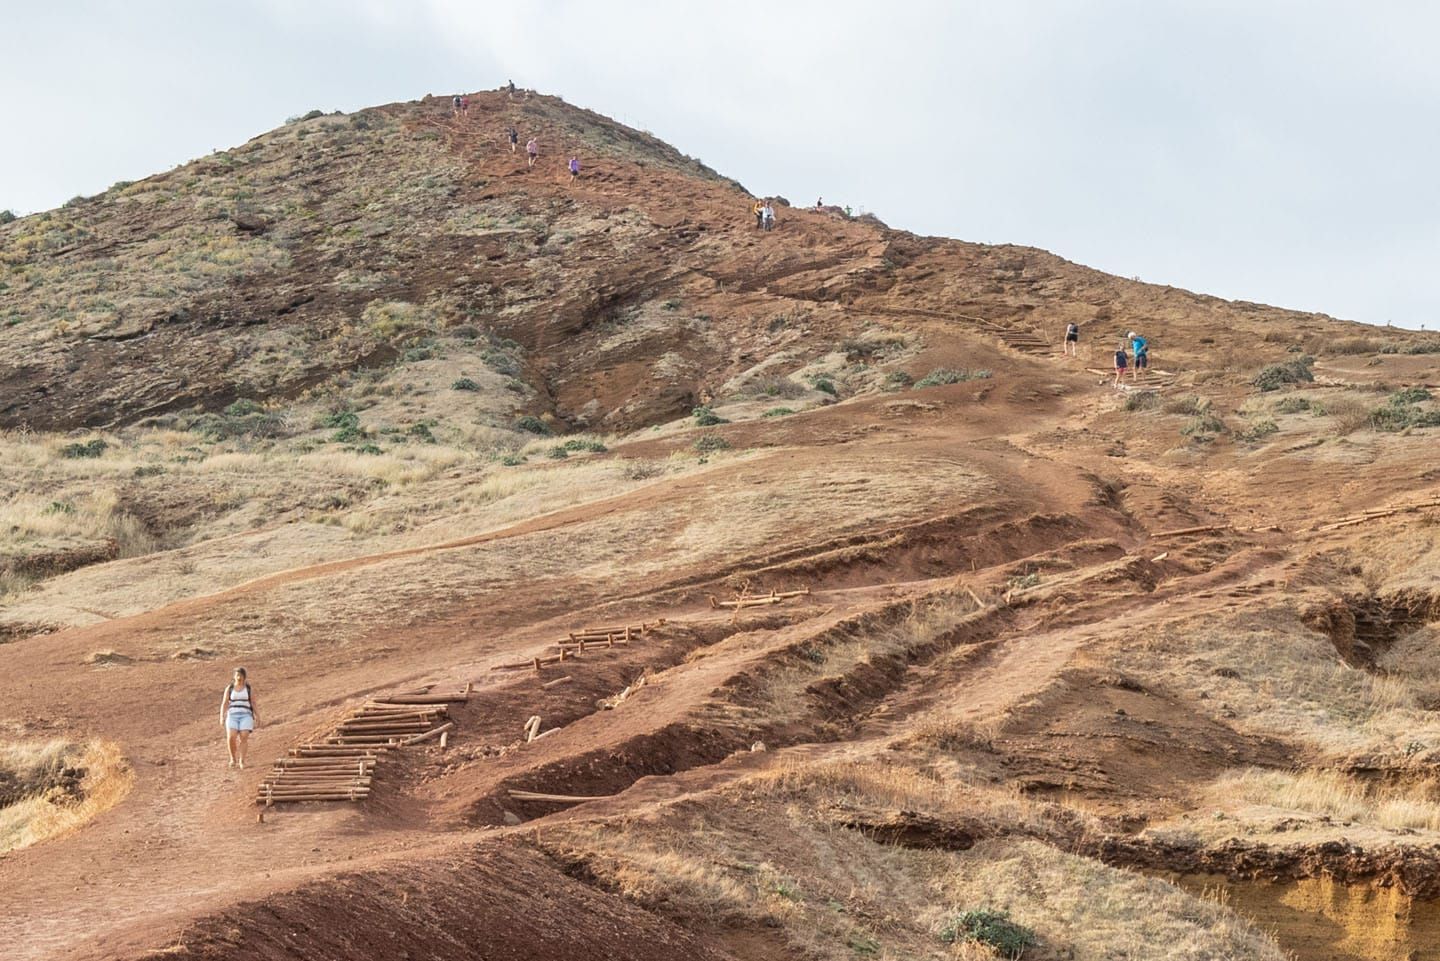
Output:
[227, 684, 252, 713]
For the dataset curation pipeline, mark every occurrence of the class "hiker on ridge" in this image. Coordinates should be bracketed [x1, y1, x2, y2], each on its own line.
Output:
[221, 667, 259, 769]
[507, 126, 519, 152]
[526, 137, 539, 168]
[1113, 341, 1130, 387]
[762, 202, 775, 231]
[1064, 321, 1080, 357]
[1128, 330, 1149, 380]
[460, 95, 470, 116]
[569, 156, 581, 182]
[753, 199, 765, 229]
[451, 95, 463, 115]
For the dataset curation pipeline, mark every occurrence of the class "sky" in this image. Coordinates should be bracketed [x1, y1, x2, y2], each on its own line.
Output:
[2, 1, 1436, 328]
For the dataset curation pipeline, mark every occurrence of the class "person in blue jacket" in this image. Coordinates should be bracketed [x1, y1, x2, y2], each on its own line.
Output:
[1128, 330, 1149, 380]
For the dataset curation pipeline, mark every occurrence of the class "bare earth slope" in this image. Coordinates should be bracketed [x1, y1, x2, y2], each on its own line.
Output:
[3, 88, 1440, 961]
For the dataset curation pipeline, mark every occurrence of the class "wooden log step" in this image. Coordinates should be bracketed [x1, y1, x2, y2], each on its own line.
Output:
[401, 722, 453, 746]
[334, 723, 432, 734]
[257, 787, 371, 797]
[255, 793, 369, 804]
[507, 789, 616, 803]
[291, 747, 388, 756]
[368, 693, 468, 704]
[542, 675, 574, 689]
[273, 760, 375, 770]
[361, 702, 451, 713]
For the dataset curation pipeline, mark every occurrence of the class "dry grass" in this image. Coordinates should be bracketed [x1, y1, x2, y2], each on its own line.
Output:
[543, 765, 1284, 961]
[1205, 767, 1440, 832]
[1111, 601, 1440, 759]
[0, 738, 133, 853]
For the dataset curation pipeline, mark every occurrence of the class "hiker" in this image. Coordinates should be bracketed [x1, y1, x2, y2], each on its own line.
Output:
[451, 95, 462, 116]
[1113, 342, 1129, 387]
[221, 667, 258, 769]
[1064, 321, 1080, 356]
[460, 95, 470, 116]
[526, 137, 538, 168]
[507, 79, 517, 99]
[507, 126, 519, 152]
[752, 199, 765, 229]
[1128, 330, 1149, 380]
[816, 197, 823, 209]
[568, 156, 581, 182]
[762, 202, 775, 231]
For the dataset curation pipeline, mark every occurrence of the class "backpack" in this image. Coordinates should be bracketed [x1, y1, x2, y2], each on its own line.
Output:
[225, 683, 254, 711]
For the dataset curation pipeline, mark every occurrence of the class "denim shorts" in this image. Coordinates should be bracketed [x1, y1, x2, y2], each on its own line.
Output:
[226, 709, 254, 732]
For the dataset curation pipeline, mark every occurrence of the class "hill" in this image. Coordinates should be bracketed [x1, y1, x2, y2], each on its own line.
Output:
[3, 87, 1440, 961]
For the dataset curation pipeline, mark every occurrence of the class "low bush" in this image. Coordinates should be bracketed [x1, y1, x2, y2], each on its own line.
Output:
[501, 454, 526, 466]
[914, 367, 992, 389]
[1163, 395, 1207, 416]
[0, 210, 16, 225]
[1390, 386, 1432, 405]
[762, 407, 795, 418]
[811, 377, 838, 396]
[1124, 391, 1161, 412]
[694, 434, 730, 452]
[692, 406, 728, 427]
[561, 438, 607, 453]
[546, 446, 570, 459]
[1253, 356, 1314, 392]
[406, 423, 437, 444]
[884, 370, 914, 388]
[1274, 396, 1311, 414]
[59, 439, 108, 459]
[1237, 419, 1279, 443]
[514, 415, 551, 435]
[452, 377, 480, 391]
[1379, 340, 1440, 355]
[938, 909, 1037, 958]
[1181, 413, 1226, 440]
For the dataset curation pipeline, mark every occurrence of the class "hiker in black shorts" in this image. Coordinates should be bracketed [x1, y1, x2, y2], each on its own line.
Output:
[507, 127, 519, 153]
[1113, 342, 1129, 387]
[1064, 322, 1080, 357]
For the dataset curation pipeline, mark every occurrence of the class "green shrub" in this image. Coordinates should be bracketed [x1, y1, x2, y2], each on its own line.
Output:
[132, 465, 166, 478]
[1181, 413, 1226, 440]
[60, 438, 108, 459]
[1123, 390, 1161, 411]
[199, 410, 288, 441]
[1237, 418, 1279, 443]
[1163, 395, 1206, 416]
[452, 377, 480, 391]
[320, 410, 359, 430]
[561, 438, 607, 453]
[546, 445, 570, 459]
[1390, 386, 1432, 405]
[403, 345, 435, 362]
[45, 501, 74, 515]
[482, 349, 521, 377]
[514, 415, 551, 435]
[354, 443, 383, 455]
[938, 909, 1037, 958]
[762, 407, 795, 418]
[914, 367, 992, 389]
[692, 405, 727, 426]
[331, 425, 367, 444]
[1274, 396, 1311, 414]
[501, 454, 526, 466]
[1379, 340, 1440, 355]
[694, 434, 730, 452]
[884, 370, 914, 388]
[224, 399, 262, 417]
[811, 377, 838, 396]
[407, 423, 437, 444]
[0, 210, 16, 225]
[662, 299, 682, 311]
[1370, 405, 1440, 432]
[1253, 355, 1314, 392]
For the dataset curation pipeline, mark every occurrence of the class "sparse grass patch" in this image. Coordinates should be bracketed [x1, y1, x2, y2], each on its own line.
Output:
[914, 367, 991, 389]
[1208, 768, 1440, 832]
[762, 407, 795, 418]
[1162, 395, 1206, 416]
[1311, 395, 1373, 434]
[1274, 396, 1311, 414]
[1181, 413, 1225, 441]
[1236, 419, 1278, 443]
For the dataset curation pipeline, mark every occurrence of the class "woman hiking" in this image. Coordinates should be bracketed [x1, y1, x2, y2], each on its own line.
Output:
[221, 667, 258, 769]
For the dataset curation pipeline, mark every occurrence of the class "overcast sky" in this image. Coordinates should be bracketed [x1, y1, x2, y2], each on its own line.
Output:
[3, 1, 1436, 327]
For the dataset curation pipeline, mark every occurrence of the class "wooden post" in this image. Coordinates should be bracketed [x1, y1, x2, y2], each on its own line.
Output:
[533, 656, 541, 673]
[440, 730, 448, 749]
